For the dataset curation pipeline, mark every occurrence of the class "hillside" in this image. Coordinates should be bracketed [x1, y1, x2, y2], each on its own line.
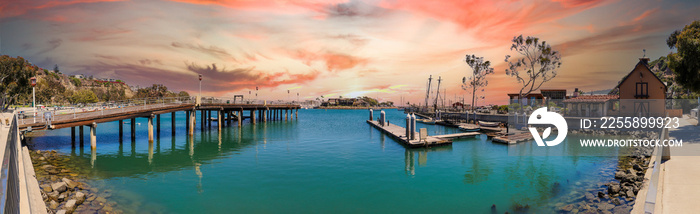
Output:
[27, 68, 188, 106]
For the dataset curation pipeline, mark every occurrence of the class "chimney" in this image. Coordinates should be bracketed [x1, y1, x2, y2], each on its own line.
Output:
[639, 57, 650, 64]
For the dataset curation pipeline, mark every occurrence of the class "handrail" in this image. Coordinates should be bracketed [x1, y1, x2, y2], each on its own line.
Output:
[0, 112, 20, 213]
[644, 126, 668, 214]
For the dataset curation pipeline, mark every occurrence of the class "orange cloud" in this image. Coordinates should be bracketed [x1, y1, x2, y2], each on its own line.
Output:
[0, 0, 123, 18]
[633, 8, 658, 22]
[292, 50, 368, 72]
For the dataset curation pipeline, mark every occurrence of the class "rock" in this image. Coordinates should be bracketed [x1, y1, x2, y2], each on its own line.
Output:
[626, 190, 635, 198]
[41, 165, 54, 170]
[558, 204, 574, 212]
[585, 192, 595, 201]
[75, 192, 86, 205]
[49, 200, 59, 209]
[41, 184, 53, 193]
[55, 210, 66, 214]
[615, 171, 626, 179]
[62, 178, 78, 189]
[612, 198, 621, 205]
[598, 202, 614, 210]
[597, 191, 605, 198]
[633, 164, 644, 172]
[96, 196, 107, 203]
[65, 199, 77, 212]
[58, 192, 67, 202]
[51, 182, 68, 193]
[87, 196, 96, 202]
[46, 191, 59, 201]
[608, 184, 621, 195]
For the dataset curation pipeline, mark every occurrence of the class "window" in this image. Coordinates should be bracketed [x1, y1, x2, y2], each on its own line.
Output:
[636, 82, 648, 98]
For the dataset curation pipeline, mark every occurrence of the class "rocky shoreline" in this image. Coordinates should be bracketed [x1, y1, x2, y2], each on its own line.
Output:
[29, 150, 122, 214]
[553, 130, 657, 213]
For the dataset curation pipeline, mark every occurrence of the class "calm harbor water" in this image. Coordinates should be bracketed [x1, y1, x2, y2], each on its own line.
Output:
[29, 109, 620, 213]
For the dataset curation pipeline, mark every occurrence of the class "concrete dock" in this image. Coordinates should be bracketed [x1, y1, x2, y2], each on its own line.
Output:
[366, 120, 453, 147]
[492, 132, 533, 144]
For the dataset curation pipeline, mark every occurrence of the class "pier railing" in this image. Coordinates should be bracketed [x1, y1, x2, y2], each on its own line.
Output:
[199, 96, 299, 105]
[17, 96, 194, 127]
[644, 126, 668, 214]
[0, 112, 20, 213]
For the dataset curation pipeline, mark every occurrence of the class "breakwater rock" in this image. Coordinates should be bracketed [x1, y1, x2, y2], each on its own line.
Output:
[30, 150, 121, 214]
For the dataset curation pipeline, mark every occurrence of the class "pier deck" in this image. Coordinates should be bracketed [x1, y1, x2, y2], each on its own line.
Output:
[366, 120, 452, 147]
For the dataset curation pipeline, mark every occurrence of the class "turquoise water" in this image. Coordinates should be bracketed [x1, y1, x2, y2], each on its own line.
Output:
[29, 109, 620, 213]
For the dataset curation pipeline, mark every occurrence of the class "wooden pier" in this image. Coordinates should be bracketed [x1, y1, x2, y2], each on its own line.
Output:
[17, 96, 301, 152]
[366, 120, 453, 147]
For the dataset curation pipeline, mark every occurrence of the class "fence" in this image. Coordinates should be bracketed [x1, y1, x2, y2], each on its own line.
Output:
[0, 113, 20, 213]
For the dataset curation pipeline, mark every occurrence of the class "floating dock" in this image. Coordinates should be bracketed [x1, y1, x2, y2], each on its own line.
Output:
[492, 132, 534, 145]
[367, 120, 453, 147]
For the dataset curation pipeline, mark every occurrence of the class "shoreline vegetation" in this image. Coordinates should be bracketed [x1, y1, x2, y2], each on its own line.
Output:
[28, 148, 121, 214]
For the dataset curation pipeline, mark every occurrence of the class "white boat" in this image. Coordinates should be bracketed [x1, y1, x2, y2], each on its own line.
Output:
[478, 121, 500, 127]
[459, 124, 480, 132]
[416, 118, 437, 124]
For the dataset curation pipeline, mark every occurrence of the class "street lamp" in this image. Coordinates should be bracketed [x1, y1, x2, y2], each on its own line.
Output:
[198, 74, 202, 97]
[30, 77, 37, 123]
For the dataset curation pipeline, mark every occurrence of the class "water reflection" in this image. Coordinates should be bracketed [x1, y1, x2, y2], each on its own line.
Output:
[403, 146, 452, 175]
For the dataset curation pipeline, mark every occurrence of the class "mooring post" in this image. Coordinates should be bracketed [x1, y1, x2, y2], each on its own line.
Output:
[131, 118, 136, 141]
[148, 114, 154, 143]
[411, 114, 416, 140]
[405, 114, 411, 139]
[90, 122, 97, 150]
[380, 110, 386, 126]
[285, 109, 289, 121]
[369, 109, 373, 121]
[171, 112, 176, 135]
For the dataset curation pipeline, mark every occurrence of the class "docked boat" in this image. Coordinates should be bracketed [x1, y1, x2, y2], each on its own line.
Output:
[416, 118, 437, 124]
[478, 121, 500, 127]
[459, 124, 481, 132]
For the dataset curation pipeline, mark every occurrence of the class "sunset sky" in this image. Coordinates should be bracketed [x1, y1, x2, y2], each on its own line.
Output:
[1, 0, 699, 105]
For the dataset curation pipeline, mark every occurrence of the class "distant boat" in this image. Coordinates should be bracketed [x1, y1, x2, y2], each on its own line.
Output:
[459, 124, 480, 132]
[478, 121, 500, 127]
[416, 118, 437, 124]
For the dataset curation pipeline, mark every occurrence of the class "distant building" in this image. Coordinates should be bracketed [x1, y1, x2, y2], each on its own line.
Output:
[321, 98, 370, 107]
[563, 95, 619, 117]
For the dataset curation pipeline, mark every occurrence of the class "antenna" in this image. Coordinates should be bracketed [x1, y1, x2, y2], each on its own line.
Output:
[643, 49, 646, 58]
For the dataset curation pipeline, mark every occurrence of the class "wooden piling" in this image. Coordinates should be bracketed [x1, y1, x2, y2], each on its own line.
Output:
[217, 110, 222, 132]
[90, 122, 97, 150]
[131, 118, 136, 141]
[148, 114, 154, 143]
[79, 126, 84, 146]
[156, 114, 161, 135]
[251, 109, 256, 124]
[71, 127, 76, 145]
[171, 112, 176, 135]
[119, 120, 123, 143]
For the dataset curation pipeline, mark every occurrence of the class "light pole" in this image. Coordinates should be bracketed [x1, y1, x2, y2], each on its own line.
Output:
[198, 74, 202, 97]
[30, 77, 36, 123]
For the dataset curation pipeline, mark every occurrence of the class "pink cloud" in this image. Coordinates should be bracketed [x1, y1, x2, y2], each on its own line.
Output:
[0, 0, 123, 19]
